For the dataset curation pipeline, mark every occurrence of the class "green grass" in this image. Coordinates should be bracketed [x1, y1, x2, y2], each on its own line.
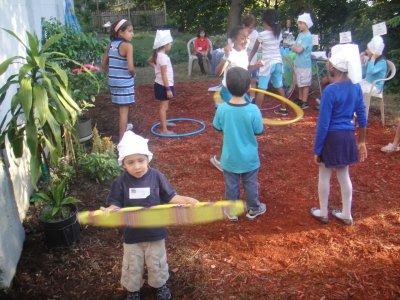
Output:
[132, 31, 196, 67]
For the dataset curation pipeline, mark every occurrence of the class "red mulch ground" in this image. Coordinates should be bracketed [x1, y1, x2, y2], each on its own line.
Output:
[2, 80, 400, 300]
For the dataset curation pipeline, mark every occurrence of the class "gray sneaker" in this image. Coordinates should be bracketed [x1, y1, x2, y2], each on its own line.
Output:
[156, 284, 171, 300]
[246, 203, 267, 220]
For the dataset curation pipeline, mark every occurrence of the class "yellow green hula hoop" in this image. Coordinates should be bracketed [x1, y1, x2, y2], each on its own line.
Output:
[213, 88, 303, 126]
[250, 88, 304, 126]
[78, 200, 245, 228]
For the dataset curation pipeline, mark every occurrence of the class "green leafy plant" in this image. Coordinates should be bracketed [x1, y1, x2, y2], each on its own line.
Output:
[41, 18, 108, 68]
[77, 128, 122, 181]
[0, 28, 80, 185]
[31, 179, 80, 222]
[50, 157, 76, 187]
[68, 64, 105, 119]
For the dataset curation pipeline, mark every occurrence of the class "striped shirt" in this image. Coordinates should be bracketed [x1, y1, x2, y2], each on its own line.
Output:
[108, 39, 135, 105]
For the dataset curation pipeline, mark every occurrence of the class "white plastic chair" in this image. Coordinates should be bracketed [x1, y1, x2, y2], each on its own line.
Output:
[364, 60, 396, 126]
[187, 37, 213, 76]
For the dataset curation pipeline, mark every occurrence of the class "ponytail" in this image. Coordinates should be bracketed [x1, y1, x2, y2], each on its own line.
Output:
[262, 9, 281, 39]
[152, 49, 158, 65]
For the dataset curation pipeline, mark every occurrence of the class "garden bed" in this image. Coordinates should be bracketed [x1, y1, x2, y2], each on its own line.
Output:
[3, 80, 400, 299]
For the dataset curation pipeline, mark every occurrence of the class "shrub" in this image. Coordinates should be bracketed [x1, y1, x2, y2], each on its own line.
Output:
[42, 18, 108, 68]
[77, 128, 122, 182]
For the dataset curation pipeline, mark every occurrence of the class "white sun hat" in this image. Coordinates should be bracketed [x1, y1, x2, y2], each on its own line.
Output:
[153, 30, 173, 49]
[117, 131, 153, 165]
[298, 13, 313, 28]
[329, 43, 362, 84]
[367, 36, 385, 55]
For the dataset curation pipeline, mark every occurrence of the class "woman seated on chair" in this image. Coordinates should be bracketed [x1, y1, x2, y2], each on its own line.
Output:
[194, 29, 212, 75]
[359, 36, 387, 110]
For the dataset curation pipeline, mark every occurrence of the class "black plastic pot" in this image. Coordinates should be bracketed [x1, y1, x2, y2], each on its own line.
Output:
[39, 204, 80, 247]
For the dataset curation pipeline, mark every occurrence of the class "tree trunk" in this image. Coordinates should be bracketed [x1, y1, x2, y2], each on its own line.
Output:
[227, 0, 242, 35]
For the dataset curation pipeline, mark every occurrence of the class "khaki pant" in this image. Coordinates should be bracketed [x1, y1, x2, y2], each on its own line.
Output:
[121, 240, 169, 292]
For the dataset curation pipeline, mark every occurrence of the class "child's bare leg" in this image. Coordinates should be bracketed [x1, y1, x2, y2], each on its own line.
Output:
[302, 86, 310, 102]
[118, 106, 130, 141]
[249, 78, 257, 99]
[160, 101, 175, 134]
[255, 90, 264, 108]
[276, 87, 287, 110]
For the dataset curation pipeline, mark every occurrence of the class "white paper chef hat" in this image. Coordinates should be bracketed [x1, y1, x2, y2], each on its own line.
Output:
[297, 13, 313, 28]
[117, 131, 153, 165]
[153, 30, 173, 49]
[329, 44, 362, 84]
[367, 36, 385, 55]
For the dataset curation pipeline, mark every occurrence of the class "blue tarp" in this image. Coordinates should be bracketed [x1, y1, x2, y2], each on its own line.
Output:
[65, 0, 82, 32]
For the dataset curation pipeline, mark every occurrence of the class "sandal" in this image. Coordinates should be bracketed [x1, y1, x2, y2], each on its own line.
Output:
[332, 209, 354, 225]
[310, 207, 329, 224]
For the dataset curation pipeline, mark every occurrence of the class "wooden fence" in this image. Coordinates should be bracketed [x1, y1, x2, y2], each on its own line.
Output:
[92, 9, 166, 31]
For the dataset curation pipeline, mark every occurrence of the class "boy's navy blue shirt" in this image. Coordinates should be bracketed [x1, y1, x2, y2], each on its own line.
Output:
[107, 168, 176, 244]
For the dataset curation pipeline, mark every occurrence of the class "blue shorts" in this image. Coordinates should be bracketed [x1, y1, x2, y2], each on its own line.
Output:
[154, 82, 175, 101]
[250, 69, 258, 78]
[258, 63, 283, 89]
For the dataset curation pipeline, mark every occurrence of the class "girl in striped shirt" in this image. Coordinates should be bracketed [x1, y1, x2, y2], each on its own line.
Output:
[102, 19, 136, 141]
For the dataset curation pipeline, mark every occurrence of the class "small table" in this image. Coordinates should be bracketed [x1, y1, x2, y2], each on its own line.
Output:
[311, 53, 328, 97]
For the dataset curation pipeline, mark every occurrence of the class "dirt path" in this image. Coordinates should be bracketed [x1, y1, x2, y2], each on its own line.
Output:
[3, 80, 399, 300]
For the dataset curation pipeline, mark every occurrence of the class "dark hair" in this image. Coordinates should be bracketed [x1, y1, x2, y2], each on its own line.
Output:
[151, 46, 166, 64]
[241, 14, 256, 27]
[109, 19, 133, 41]
[228, 25, 245, 40]
[197, 29, 207, 38]
[262, 9, 281, 39]
[226, 67, 251, 97]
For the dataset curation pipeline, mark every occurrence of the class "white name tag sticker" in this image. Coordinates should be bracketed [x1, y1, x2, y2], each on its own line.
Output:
[339, 31, 352, 44]
[129, 187, 150, 199]
[373, 22, 387, 36]
[312, 34, 319, 46]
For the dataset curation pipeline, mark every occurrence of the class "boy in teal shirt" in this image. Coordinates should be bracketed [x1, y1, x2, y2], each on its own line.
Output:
[213, 67, 266, 221]
[291, 12, 313, 109]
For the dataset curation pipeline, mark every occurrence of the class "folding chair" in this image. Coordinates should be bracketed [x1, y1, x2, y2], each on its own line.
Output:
[364, 60, 396, 126]
[187, 37, 213, 76]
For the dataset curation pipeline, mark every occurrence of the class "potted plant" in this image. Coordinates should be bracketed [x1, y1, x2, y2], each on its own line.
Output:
[68, 64, 103, 142]
[0, 28, 80, 185]
[31, 179, 81, 247]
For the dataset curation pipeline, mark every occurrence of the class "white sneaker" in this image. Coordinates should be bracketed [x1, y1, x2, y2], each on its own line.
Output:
[210, 155, 223, 172]
[126, 123, 133, 131]
[381, 143, 400, 153]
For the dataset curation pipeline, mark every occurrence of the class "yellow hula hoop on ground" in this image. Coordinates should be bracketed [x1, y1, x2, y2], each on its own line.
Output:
[213, 88, 304, 126]
[78, 200, 245, 228]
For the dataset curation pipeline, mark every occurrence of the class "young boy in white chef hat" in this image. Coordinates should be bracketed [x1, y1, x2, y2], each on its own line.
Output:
[103, 131, 198, 300]
[291, 12, 314, 109]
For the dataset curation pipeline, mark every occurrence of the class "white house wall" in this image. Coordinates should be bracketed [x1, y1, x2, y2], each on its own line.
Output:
[0, 0, 66, 289]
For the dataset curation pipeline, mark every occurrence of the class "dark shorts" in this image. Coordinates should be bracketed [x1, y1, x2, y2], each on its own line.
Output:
[154, 82, 175, 101]
[321, 130, 358, 168]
